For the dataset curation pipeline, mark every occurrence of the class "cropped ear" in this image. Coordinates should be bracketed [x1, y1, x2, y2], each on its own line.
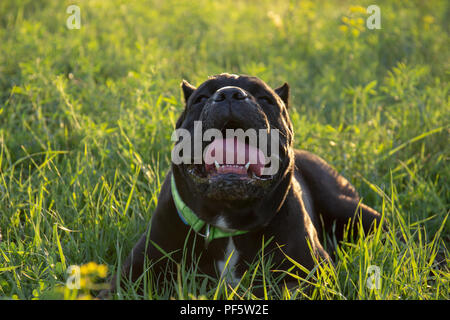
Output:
[181, 80, 196, 104]
[274, 82, 290, 108]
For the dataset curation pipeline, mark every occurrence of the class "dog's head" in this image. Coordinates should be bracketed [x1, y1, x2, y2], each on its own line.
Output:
[171, 73, 294, 230]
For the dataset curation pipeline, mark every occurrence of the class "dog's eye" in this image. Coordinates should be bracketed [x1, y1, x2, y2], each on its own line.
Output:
[194, 95, 209, 104]
[258, 96, 274, 105]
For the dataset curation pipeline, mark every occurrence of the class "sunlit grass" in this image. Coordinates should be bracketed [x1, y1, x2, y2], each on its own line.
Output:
[0, 0, 448, 299]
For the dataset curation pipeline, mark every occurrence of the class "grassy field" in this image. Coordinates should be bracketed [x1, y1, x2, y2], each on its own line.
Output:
[0, 0, 448, 300]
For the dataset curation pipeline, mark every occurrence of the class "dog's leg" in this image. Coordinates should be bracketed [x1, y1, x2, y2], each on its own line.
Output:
[295, 150, 383, 241]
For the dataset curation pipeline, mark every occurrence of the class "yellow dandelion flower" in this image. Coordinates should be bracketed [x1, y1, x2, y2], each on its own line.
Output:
[349, 5, 366, 14]
[351, 29, 360, 37]
[356, 18, 365, 25]
[86, 261, 98, 273]
[339, 25, 349, 33]
[79, 277, 87, 289]
[342, 16, 349, 24]
[80, 264, 89, 275]
[97, 264, 108, 278]
[423, 15, 434, 24]
[80, 261, 99, 275]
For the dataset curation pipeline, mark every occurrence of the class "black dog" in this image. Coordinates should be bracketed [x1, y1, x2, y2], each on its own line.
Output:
[102, 73, 382, 296]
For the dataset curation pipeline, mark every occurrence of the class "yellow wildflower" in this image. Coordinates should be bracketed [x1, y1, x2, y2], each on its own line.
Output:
[423, 15, 434, 24]
[79, 277, 87, 289]
[97, 264, 108, 278]
[80, 261, 97, 275]
[339, 25, 349, 33]
[349, 5, 366, 14]
[79, 261, 107, 277]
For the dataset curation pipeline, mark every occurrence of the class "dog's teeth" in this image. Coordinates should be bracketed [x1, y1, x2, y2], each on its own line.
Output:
[245, 162, 250, 170]
[214, 161, 220, 169]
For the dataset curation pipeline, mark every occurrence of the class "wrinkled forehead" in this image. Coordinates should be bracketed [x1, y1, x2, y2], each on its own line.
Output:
[196, 74, 274, 95]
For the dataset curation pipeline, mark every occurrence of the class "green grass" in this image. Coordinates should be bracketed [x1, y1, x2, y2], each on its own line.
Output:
[0, 0, 448, 300]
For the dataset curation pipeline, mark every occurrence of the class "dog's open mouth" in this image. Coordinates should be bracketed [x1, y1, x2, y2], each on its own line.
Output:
[187, 137, 272, 180]
[184, 137, 275, 199]
[204, 137, 266, 178]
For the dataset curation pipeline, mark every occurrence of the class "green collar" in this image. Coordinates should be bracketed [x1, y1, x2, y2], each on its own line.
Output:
[171, 174, 248, 243]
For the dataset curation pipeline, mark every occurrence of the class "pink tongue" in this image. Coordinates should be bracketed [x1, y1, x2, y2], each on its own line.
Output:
[204, 138, 266, 176]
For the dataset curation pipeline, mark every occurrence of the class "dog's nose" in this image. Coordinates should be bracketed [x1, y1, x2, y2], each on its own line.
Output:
[212, 86, 248, 102]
